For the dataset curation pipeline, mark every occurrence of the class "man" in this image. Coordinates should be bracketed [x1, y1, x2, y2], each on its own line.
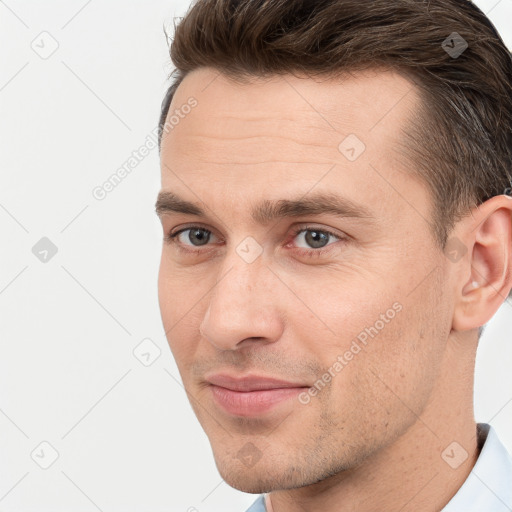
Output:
[155, 0, 512, 510]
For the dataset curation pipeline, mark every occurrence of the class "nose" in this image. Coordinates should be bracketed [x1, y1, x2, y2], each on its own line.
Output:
[199, 257, 285, 351]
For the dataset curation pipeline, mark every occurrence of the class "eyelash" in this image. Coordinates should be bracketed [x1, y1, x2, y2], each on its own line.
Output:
[164, 224, 345, 258]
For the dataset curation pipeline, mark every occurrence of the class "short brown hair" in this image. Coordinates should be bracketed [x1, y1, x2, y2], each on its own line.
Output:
[158, 0, 512, 297]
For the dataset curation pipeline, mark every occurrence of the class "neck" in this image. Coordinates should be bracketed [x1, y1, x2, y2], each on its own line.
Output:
[267, 331, 480, 512]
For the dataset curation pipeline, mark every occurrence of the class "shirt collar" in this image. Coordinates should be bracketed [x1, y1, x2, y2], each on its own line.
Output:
[442, 422, 512, 511]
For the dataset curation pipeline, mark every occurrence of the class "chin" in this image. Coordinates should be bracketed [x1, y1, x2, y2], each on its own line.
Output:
[217, 466, 276, 493]
[226, 479, 275, 494]
[215, 454, 318, 494]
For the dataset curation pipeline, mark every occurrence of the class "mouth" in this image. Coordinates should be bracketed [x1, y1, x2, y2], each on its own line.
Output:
[205, 373, 311, 417]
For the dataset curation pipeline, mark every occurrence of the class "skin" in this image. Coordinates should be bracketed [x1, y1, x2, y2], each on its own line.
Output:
[156, 66, 512, 512]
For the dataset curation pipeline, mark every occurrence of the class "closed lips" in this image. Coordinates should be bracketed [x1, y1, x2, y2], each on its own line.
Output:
[205, 374, 310, 391]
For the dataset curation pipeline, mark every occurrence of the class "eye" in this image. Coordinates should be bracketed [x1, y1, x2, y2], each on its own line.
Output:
[287, 225, 345, 257]
[164, 224, 346, 257]
[165, 226, 217, 249]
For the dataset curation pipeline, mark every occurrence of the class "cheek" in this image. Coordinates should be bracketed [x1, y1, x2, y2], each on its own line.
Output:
[325, 289, 445, 434]
[285, 268, 397, 356]
[291, 267, 429, 384]
[157, 255, 201, 324]
[157, 260, 201, 361]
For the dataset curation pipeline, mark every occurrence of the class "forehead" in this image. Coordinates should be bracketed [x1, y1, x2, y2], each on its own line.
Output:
[166, 66, 418, 134]
[159, 67, 431, 230]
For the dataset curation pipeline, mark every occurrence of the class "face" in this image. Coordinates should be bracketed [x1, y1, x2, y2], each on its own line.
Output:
[157, 67, 455, 493]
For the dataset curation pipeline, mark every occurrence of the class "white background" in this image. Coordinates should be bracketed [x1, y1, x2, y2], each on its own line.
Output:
[0, 1, 511, 510]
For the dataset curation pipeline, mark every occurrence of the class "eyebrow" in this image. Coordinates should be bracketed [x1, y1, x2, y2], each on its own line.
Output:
[155, 190, 376, 225]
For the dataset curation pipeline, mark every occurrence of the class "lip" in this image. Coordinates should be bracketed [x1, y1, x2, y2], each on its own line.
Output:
[205, 373, 308, 391]
[205, 373, 310, 417]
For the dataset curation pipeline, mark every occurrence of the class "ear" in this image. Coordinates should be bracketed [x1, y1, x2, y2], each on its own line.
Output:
[452, 195, 512, 332]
